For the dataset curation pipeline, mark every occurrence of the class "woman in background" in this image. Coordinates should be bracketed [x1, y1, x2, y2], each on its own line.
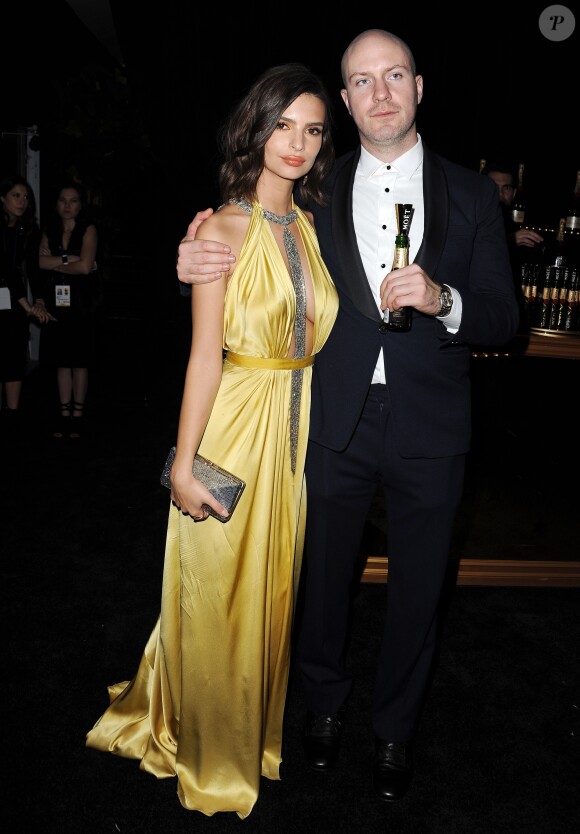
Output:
[39, 182, 99, 438]
[0, 175, 50, 434]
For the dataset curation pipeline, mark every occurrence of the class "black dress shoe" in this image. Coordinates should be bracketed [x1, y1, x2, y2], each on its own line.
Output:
[373, 738, 413, 801]
[303, 709, 345, 771]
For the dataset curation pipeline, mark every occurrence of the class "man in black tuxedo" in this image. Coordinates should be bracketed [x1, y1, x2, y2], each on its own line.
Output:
[176, 29, 519, 803]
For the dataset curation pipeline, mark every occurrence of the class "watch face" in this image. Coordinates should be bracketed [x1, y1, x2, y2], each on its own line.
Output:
[439, 287, 452, 314]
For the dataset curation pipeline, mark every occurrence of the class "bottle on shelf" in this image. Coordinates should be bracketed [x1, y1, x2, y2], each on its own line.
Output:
[511, 162, 526, 227]
[561, 268, 579, 333]
[381, 204, 413, 333]
[545, 217, 568, 269]
[537, 270, 555, 330]
[521, 262, 541, 330]
[478, 158, 486, 174]
[554, 267, 573, 330]
[565, 170, 580, 232]
[563, 170, 580, 266]
[536, 219, 568, 331]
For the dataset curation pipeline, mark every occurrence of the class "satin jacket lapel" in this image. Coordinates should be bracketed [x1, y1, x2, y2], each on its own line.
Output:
[331, 148, 380, 321]
[415, 148, 448, 276]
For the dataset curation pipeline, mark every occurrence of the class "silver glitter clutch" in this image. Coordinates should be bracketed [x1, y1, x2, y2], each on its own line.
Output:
[160, 446, 245, 523]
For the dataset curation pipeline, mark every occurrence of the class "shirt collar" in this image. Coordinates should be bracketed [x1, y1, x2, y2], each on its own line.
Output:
[358, 134, 424, 179]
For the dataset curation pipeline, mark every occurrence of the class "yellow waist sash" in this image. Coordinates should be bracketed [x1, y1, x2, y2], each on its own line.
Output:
[226, 351, 314, 370]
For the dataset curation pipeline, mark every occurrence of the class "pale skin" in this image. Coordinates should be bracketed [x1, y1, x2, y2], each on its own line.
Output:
[170, 92, 325, 521]
[176, 31, 445, 318]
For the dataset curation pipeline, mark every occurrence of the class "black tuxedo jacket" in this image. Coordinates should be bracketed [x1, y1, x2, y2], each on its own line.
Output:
[307, 143, 520, 458]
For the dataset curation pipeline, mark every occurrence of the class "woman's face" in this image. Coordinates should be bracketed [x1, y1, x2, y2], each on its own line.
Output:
[56, 189, 82, 221]
[263, 93, 325, 184]
[1, 184, 31, 225]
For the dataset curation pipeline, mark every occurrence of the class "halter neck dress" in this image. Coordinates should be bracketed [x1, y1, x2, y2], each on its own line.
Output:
[86, 199, 338, 818]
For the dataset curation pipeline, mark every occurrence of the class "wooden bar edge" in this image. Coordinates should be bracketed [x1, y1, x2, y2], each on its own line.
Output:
[361, 556, 580, 587]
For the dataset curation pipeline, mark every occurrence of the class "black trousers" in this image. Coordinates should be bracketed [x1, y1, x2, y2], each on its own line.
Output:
[296, 384, 465, 741]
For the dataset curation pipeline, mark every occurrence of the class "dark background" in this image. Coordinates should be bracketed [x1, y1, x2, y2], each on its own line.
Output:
[3, 1, 578, 265]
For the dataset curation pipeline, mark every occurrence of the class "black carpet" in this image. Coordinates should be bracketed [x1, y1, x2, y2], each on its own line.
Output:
[3, 313, 579, 833]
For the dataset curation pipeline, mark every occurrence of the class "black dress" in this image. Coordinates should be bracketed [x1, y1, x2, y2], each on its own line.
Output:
[39, 219, 100, 368]
[0, 222, 40, 382]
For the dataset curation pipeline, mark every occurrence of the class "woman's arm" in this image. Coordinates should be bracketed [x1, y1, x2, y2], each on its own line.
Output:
[40, 225, 98, 275]
[176, 209, 237, 285]
[169, 211, 241, 520]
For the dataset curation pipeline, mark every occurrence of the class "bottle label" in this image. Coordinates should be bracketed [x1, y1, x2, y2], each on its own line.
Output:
[384, 307, 412, 331]
[563, 289, 578, 331]
[566, 215, 579, 230]
[512, 209, 525, 224]
[391, 248, 409, 270]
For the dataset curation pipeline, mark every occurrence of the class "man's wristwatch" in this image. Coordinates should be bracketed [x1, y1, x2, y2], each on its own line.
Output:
[61, 253, 69, 265]
[437, 284, 453, 317]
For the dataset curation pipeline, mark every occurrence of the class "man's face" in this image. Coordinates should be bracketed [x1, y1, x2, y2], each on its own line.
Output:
[487, 171, 515, 207]
[340, 32, 422, 155]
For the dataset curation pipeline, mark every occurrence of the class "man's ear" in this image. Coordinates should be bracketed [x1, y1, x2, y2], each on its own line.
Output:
[416, 75, 424, 105]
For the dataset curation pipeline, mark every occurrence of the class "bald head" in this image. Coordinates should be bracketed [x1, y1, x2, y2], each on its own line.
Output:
[341, 29, 416, 86]
[339, 28, 422, 160]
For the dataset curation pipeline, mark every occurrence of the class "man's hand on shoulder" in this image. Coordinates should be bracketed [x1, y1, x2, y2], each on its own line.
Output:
[177, 209, 237, 285]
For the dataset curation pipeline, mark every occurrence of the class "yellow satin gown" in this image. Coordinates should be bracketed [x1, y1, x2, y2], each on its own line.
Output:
[86, 201, 338, 818]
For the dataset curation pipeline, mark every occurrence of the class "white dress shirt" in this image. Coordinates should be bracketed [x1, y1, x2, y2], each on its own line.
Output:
[353, 135, 461, 384]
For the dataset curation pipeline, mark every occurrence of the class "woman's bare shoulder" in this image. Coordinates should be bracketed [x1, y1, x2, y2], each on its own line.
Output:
[195, 202, 250, 253]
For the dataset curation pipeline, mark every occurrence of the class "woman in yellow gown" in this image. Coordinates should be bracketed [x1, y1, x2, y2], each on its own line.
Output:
[86, 62, 338, 819]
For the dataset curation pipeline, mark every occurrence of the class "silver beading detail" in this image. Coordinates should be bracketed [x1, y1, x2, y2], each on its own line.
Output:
[230, 198, 306, 472]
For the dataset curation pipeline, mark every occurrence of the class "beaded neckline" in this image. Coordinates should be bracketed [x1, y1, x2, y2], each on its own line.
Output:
[229, 196, 305, 473]
[229, 197, 297, 226]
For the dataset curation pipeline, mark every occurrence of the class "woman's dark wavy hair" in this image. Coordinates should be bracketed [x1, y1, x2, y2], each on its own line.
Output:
[0, 174, 37, 231]
[218, 62, 335, 207]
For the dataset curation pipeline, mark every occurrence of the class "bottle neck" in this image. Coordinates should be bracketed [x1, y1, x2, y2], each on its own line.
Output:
[392, 234, 409, 270]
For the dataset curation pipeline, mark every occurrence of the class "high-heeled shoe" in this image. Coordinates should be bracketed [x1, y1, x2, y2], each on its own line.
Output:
[69, 401, 85, 439]
[53, 401, 72, 439]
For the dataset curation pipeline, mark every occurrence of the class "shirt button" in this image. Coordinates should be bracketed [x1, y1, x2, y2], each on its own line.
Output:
[384, 187, 390, 192]
[382, 225, 386, 230]
[386, 165, 391, 170]
[380, 263, 386, 269]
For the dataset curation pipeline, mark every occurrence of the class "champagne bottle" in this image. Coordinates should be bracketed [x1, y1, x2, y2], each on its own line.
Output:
[561, 268, 579, 332]
[565, 170, 580, 232]
[539, 219, 567, 330]
[555, 267, 572, 330]
[521, 263, 541, 329]
[511, 162, 526, 226]
[382, 204, 413, 333]
[537, 270, 553, 330]
[546, 218, 568, 269]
